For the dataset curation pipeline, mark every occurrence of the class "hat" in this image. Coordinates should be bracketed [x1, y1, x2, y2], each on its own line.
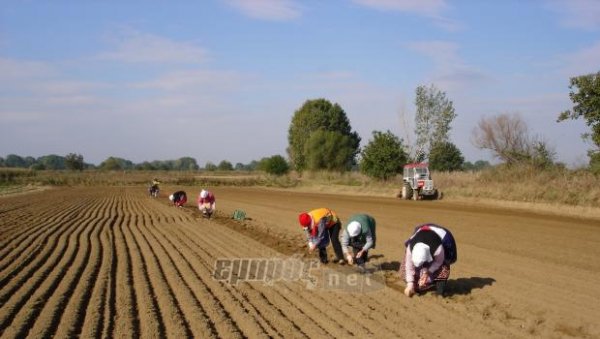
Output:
[298, 213, 311, 227]
[411, 243, 432, 267]
[200, 190, 208, 198]
[169, 194, 174, 201]
[347, 221, 361, 237]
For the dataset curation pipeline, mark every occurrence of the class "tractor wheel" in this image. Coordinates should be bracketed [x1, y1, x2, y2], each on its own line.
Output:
[432, 190, 439, 200]
[403, 183, 413, 200]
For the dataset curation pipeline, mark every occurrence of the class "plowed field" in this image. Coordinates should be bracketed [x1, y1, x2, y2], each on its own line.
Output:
[1, 186, 599, 338]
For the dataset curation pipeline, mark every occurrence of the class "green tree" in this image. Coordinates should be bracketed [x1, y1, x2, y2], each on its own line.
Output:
[174, 157, 199, 171]
[204, 162, 217, 171]
[99, 157, 122, 171]
[64, 153, 84, 171]
[429, 141, 464, 172]
[304, 130, 356, 171]
[557, 71, 600, 173]
[262, 155, 290, 175]
[218, 160, 233, 171]
[5, 154, 26, 168]
[287, 98, 360, 172]
[37, 154, 65, 170]
[414, 84, 457, 159]
[359, 130, 408, 180]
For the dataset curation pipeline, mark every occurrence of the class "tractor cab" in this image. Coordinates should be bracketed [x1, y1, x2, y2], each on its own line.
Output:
[400, 163, 439, 200]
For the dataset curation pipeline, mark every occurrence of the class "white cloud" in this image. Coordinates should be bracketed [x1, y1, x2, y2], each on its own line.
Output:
[132, 69, 248, 93]
[224, 0, 302, 21]
[98, 31, 209, 64]
[545, 0, 600, 30]
[353, 0, 462, 31]
[560, 41, 600, 76]
[0, 57, 57, 80]
[407, 40, 489, 91]
[353, 0, 446, 16]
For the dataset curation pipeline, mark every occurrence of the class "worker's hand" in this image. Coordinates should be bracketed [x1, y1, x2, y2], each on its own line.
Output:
[308, 242, 316, 252]
[404, 283, 415, 297]
[346, 253, 354, 265]
[355, 250, 365, 258]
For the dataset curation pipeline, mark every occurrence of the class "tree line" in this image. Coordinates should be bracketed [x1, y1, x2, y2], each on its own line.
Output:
[3, 71, 598, 178]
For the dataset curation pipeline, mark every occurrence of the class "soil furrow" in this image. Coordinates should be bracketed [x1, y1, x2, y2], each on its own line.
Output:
[0, 205, 88, 338]
[53, 197, 112, 338]
[127, 211, 192, 338]
[136, 202, 251, 338]
[112, 202, 143, 338]
[117, 209, 162, 338]
[23, 201, 100, 338]
[156, 218, 283, 338]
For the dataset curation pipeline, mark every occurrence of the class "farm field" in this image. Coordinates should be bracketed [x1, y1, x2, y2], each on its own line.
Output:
[1, 186, 599, 338]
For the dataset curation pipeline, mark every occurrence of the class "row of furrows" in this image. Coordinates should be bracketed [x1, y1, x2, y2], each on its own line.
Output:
[134, 196, 277, 338]
[175, 219, 365, 338]
[137, 197, 255, 338]
[0, 197, 98, 290]
[0, 195, 102, 337]
[0, 187, 537, 338]
[23, 194, 111, 338]
[0, 190, 99, 248]
[0, 195, 98, 307]
[130, 201, 217, 338]
[50, 196, 118, 338]
[135, 196, 378, 338]
[0, 195, 93, 265]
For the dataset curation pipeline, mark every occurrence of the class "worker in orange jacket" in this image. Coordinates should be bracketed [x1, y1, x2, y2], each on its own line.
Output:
[298, 208, 344, 264]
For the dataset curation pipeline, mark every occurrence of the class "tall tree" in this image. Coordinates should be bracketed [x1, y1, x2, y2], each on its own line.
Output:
[37, 154, 65, 170]
[303, 130, 356, 171]
[472, 113, 530, 165]
[288, 98, 360, 172]
[414, 84, 457, 159]
[64, 153, 84, 171]
[359, 130, 408, 180]
[218, 160, 234, 171]
[557, 71, 600, 172]
[429, 141, 464, 172]
[472, 113, 554, 167]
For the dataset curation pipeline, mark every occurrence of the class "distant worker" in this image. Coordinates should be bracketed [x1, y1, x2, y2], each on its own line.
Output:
[341, 213, 376, 270]
[197, 189, 216, 218]
[149, 178, 160, 198]
[399, 223, 457, 297]
[298, 208, 345, 264]
[169, 190, 187, 207]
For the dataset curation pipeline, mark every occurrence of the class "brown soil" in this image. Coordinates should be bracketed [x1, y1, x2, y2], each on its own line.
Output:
[0, 186, 599, 338]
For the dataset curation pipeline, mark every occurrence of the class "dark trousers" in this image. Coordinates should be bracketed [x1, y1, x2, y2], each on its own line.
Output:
[328, 222, 344, 261]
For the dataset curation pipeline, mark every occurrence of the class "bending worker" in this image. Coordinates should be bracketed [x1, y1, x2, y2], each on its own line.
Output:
[341, 213, 376, 270]
[298, 208, 345, 264]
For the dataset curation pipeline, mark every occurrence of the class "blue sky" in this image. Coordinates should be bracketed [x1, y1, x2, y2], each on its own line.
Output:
[1, 0, 599, 167]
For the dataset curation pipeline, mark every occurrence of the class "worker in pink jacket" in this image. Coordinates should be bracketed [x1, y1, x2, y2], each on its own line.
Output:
[399, 223, 457, 297]
[197, 189, 216, 218]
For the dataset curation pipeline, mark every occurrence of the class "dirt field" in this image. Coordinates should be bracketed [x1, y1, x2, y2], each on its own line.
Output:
[1, 186, 599, 338]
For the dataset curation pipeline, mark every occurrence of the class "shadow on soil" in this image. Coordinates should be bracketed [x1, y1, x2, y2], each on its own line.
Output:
[378, 260, 495, 296]
[444, 277, 496, 296]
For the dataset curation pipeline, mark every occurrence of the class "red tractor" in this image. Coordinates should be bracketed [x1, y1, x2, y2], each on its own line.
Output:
[399, 163, 440, 200]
